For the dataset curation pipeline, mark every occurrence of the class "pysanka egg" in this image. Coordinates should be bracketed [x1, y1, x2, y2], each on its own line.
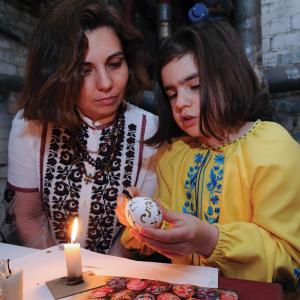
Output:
[125, 197, 163, 229]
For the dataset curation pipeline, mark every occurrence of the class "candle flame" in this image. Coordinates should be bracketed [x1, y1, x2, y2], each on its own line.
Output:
[71, 217, 78, 243]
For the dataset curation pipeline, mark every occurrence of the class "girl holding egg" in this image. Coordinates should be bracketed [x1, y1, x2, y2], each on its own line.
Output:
[116, 21, 300, 292]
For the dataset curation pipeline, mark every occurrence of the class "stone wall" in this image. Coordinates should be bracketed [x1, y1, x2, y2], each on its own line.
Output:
[0, 1, 38, 199]
[262, 0, 300, 141]
[262, 0, 300, 67]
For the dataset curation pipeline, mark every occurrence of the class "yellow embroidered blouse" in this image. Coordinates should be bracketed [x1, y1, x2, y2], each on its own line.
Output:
[121, 120, 300, 287]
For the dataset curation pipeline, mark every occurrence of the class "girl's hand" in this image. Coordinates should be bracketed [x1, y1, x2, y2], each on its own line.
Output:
[129, 207, 219, 258]
[115, 186, 142, 227]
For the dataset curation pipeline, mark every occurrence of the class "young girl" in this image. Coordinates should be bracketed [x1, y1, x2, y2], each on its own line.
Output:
[0, 0, 158, 254]
[117, 21, 300, 290]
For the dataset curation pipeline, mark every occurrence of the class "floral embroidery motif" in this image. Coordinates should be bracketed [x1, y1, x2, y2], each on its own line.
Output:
[294, 268, 300, 289]
[183, 151, 224, 224]
[43, 114, 139, 253]
[205, 154, 224, 224]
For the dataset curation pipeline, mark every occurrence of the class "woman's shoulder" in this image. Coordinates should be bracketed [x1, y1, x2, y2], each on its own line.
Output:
[11, 110, 44, 137]
[125, 102, 158, 136]
[125, 102, 158, 122]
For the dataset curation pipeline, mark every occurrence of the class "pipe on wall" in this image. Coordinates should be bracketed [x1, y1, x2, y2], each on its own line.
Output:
[157, 0, 172, 42]
[265, 64, 300, 93]
[234, 0, 264, 82]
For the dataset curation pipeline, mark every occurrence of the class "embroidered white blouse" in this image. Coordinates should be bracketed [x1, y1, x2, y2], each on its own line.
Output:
[7, 103, 158, 253]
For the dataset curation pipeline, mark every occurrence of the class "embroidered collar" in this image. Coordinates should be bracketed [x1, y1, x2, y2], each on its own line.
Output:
[77, 110, 115, 130]
[199, 120, 262, 150]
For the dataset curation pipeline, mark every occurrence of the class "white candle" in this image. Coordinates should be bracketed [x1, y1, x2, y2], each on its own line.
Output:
[64, 218, 83, 281]
[0, 270, 23, 300]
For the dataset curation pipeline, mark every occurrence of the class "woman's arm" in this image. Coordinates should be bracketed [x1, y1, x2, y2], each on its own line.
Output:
[12, 190, 55, 249]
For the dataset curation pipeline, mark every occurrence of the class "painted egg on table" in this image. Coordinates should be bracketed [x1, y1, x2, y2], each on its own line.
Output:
[125, 197, 163, 229]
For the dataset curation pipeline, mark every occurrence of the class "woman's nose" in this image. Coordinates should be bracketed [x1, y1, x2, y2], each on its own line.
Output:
[96, 69, 112, 91]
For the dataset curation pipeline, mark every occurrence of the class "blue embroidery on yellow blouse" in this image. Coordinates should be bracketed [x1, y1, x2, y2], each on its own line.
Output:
[294, 268, 300, 289]
[183, 151, 224, 224]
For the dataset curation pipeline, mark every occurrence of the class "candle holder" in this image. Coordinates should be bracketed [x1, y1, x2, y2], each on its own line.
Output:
[66, 275, 84, 286]
[46, 270, 106, 299]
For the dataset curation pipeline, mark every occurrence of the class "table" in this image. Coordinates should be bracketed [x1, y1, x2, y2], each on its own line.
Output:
[219, 276, 284, 300]
[0, 242, 284, 300]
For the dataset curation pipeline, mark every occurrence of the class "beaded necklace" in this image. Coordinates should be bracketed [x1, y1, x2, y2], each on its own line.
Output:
[75, 107, 125, 184]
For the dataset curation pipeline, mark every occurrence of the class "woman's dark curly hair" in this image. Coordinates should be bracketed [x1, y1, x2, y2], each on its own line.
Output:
[18, 0, 149, 129]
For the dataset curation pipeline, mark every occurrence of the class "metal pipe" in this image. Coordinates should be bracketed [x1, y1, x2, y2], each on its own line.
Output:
[157, 0, 172, 42]
[234, 0, 264, 82]
[0, 73, 23, 93]
[265, 64, 300, 93]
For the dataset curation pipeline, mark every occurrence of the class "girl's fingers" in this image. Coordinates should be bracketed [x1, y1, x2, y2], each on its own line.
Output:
[130, 229, 188, 255]
[125, 186, 141, 198]
[131, 228, 187, 250]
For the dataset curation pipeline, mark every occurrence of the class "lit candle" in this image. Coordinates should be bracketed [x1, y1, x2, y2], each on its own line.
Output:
[64, 218, 83, 285]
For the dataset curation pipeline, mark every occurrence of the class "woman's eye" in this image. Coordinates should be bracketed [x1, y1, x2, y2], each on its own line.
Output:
[107, 61, 122, 69]
[81, 67, 92, 77]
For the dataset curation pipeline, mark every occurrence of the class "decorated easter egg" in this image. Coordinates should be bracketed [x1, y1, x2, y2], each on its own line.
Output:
[125, 197, 163, 229]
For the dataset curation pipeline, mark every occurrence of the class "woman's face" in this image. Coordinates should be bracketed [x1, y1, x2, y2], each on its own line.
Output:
[77, 26, 129, 123]
[161, 53, 200, 137]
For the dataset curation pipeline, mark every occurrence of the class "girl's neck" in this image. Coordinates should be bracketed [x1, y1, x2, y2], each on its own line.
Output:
[199, 122, 255, 148]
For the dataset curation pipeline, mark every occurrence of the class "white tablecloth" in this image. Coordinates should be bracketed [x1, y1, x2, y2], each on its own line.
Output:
[0, 243, 218, 300]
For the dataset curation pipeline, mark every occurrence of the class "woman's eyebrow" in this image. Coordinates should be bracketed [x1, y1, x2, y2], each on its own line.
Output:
[107, 51, 125, 60]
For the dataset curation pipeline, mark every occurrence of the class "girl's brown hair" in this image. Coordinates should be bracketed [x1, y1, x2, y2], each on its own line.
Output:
[18, 0, 149, 129]
[148, 21, 269, 146]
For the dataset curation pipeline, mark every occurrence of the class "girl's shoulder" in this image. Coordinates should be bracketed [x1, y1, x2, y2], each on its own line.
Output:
[157, 137, 199, 167]
[245, 120, 299, 150]
[225, 120, 300, 166]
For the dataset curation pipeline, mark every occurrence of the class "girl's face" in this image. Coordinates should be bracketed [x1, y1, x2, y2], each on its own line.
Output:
[77, 26, 129, 123]
[161, 53, 200, 137]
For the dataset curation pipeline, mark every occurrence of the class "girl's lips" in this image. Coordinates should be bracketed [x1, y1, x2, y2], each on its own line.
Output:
[181, 116, 198, 128]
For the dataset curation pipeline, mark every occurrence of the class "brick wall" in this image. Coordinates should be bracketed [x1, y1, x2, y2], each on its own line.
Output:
[262, 0, 300, 67]
[0, 1, 38, 199]
[261, 0, 300, 140]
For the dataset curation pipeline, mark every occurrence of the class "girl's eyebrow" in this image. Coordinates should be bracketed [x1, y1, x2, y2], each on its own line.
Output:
[164, 73, 199, 90]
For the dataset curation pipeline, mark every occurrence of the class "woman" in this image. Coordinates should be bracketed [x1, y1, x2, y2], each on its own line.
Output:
[1, 0, 158, 254]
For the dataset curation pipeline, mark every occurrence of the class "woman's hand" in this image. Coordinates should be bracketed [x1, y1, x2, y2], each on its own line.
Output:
[129, 206, 219, 259]
[115, 186, 142, 227]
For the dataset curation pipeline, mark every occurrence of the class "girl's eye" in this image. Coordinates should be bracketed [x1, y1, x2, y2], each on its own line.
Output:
[191, 84, 200, 90]
[166, 93, 176, 100]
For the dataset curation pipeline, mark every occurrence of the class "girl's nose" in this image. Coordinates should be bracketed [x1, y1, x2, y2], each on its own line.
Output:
[96, 69, 113, 92]
[175, 92, 191, 110]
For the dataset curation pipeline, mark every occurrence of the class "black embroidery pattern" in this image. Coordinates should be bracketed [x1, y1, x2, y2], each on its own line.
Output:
[44, 128, 81, 243]
[43, 113, 138, 253]
[123, 123, 137, 187]
[86, 114, 127, 253]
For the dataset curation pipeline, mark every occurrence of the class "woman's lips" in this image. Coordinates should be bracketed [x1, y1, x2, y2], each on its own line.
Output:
[94, 96, 117, 106]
